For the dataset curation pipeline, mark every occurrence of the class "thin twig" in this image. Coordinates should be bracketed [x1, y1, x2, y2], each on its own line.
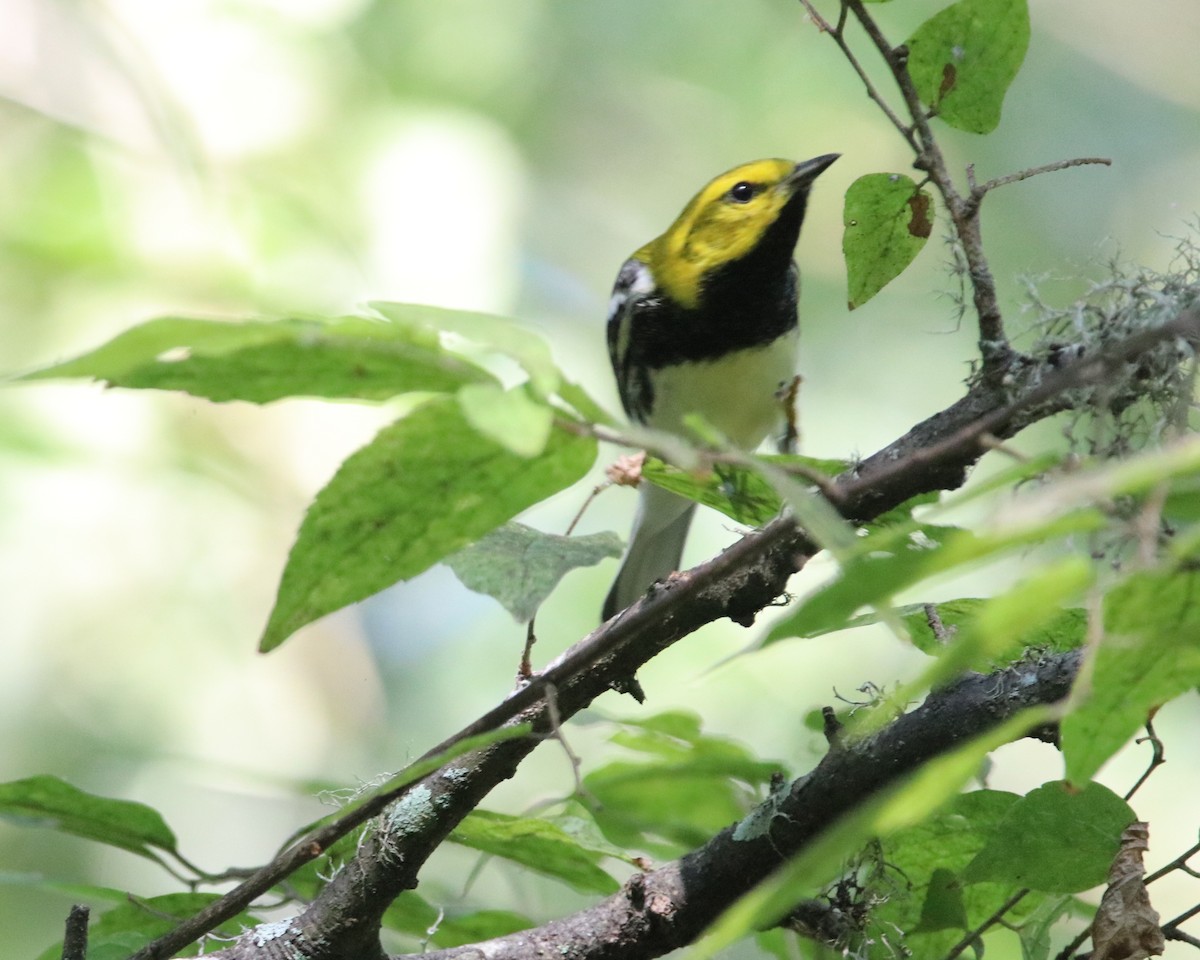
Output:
[841, 0, 1011, 366]
[964, 157, 1113, 217]
[1145, 839, 1200, 885]
[1124, 720, 1165, 801]
[797, 0, 916, 149]
[941, 889, 1030, 960]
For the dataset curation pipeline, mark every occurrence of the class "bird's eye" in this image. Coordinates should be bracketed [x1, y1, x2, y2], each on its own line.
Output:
[729, 181, 757, 203]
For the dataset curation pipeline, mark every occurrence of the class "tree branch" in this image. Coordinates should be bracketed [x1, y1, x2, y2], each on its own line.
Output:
[164, 309, 1200, 960]
[395, 654, 1079, 960]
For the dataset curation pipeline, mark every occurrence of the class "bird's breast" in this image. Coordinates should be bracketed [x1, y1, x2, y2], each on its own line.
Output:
[644, 326, 799, 450]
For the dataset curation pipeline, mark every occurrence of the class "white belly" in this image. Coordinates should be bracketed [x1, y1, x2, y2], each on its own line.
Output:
[646, 328, 798, 450]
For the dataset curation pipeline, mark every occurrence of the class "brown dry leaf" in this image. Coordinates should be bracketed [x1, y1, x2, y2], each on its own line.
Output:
[606, 451, 646, 487]
[1091, 821, 1165, 960]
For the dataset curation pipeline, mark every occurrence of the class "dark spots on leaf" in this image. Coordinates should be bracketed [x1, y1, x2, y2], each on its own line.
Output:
[907, 193, 933, 239]
[938, 63, 957, 102]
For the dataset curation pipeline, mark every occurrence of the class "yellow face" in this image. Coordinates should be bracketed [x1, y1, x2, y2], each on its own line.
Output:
[638, 158, 803, 309]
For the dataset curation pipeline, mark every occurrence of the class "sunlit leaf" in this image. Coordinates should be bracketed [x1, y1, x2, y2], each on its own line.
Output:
[260, 399, 595, 651]
[445, 522, 622, 622]
[843, 174, 933, 309]
[1061, 568, 1200, 785]
[905, 0, 1030, 134]
[457, 383, 555, 457]
[21, 314, 496, 403]
[370, 301, 561, 399]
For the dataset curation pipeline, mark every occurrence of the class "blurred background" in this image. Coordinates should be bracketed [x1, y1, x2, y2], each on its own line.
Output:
[2, 0, 1200, 955]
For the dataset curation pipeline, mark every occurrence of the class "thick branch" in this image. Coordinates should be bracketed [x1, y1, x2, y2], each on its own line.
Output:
[400, 653, 1080, 960]
[172, 310, 1200, 960]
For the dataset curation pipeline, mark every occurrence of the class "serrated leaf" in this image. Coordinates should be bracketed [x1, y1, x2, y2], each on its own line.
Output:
[445, 521, 622, 622]
[641, 454, 846, 527]
[1061, 568, 1200, 785]
[457, 383, 554, 457]
[0, 776, 177, 861]
[450, 810, 619, 895]
[962, 781, 1134, 893]
[843, 173, 933, 309]
[20, 314, 496, 403]
[260, 399, 595, 651]
[905, 0, 1031, 134]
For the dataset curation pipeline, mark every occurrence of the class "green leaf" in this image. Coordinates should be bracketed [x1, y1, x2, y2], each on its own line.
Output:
[687, 707, 1055, 960]
[0, 776, 177, 861]
[1061, 568, 1200, 784]
[902, 600, 1087, 661]
[843, 174, 933, 309]
[919, 559, 1093, 687]
[429, 910, 533, 947]
[457, 383, 555, 457]
[370, 301, 561, 399]
[962, 781, 1134, 893]
[445, 521, 622, 622]
[766, 511, 1103, 645]
[556, 378, 619, 427]
[877, 790, 1022, 943]
[21, 314, 496, 403]
[260, 399, 595, 651]
[36, 892, 255, 960]
[905, 0, 1031, 134]
[382, 893, 533, 949]
[585, 712, 780, 855]
[641, 454, 846, 527]
[450, 809, 619, 895]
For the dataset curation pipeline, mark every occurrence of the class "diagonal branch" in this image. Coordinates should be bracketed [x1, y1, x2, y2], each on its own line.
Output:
[168, 309, 1200, 960]
[396, 653, 1081, 960]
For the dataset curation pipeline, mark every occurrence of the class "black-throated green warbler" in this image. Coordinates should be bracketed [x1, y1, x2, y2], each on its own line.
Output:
[603, 154, 839, 622]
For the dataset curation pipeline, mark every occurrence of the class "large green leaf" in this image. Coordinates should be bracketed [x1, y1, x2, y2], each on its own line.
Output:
[445, 521, 622, 622]
[876, 790, 1029, 957]
[962, 781, 1133, 893]
[1061, 568, 1200, 784]
[260, 398, 596, 651]
[0, 776, 177, 861]
[449, 809, 619, 895]
[843, 174, 933, 309]
[905, 0, 1031, 134]
[20, 314, 497, 403]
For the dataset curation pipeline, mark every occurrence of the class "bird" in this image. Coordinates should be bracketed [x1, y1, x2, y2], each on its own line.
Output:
[602, 153, 839, 623]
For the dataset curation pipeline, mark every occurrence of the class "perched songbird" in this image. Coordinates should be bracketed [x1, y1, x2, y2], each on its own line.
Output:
[603, 154, 839, 622]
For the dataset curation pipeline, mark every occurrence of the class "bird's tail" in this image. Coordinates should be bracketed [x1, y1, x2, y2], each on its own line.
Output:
[602, 483, 696, 622]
